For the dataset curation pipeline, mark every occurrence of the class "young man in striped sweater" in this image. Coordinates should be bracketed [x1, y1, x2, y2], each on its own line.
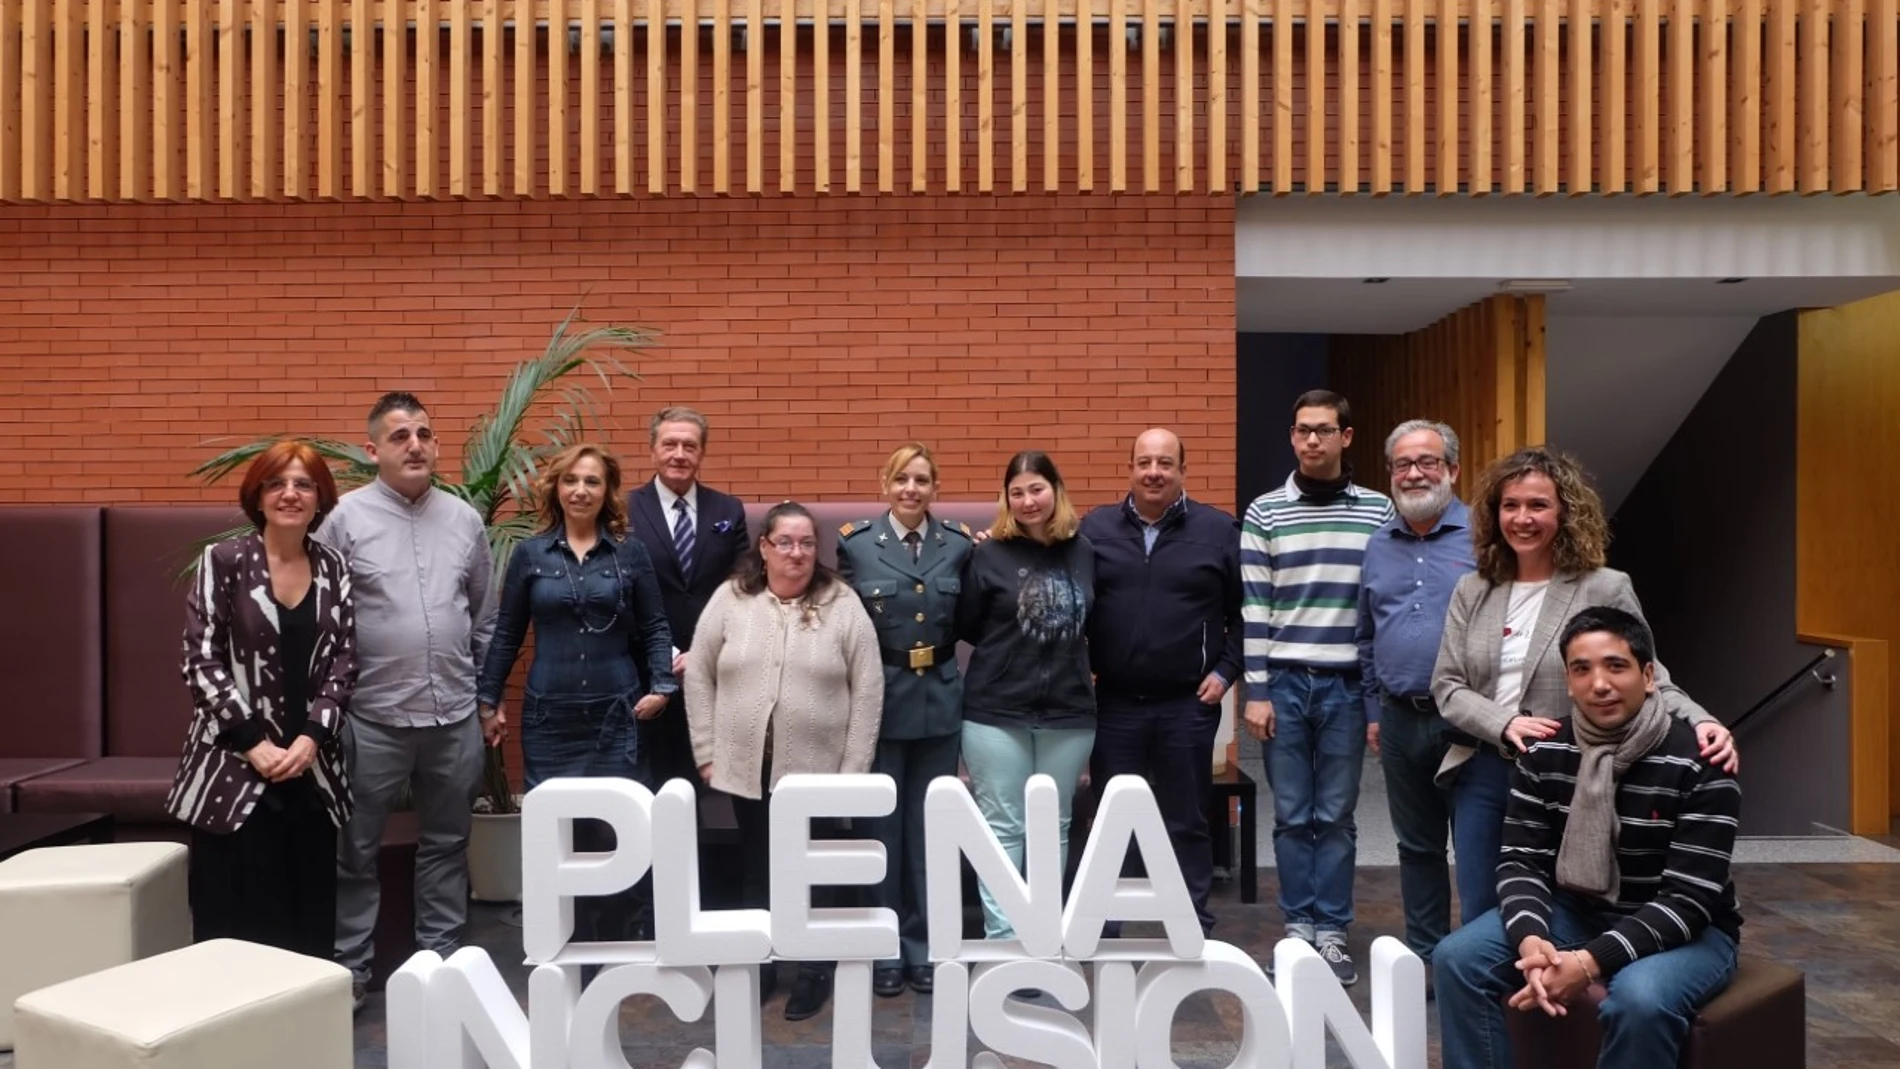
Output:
[1240, 390, 1393, 985]
[1434, 606, 1743, 1069]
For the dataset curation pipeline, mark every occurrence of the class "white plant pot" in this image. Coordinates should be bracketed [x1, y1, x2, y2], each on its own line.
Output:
[468, 811, 522, 904]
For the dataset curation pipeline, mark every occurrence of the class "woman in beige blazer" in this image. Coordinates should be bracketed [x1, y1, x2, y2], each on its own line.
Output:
[1430, 447, 1737, 923]
[686, 500, 883, 1022]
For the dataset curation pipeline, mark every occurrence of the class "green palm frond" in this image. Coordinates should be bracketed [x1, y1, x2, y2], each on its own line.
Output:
[184, 303, 655, 591]
[188, 436, 375, 489]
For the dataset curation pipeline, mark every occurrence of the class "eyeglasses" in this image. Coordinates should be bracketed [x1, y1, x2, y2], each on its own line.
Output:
[1292, 424, 1341, 440]
[1390, 456, 1446, 475]
[264, 478, 319, 495]
[767, 538, 819, 555]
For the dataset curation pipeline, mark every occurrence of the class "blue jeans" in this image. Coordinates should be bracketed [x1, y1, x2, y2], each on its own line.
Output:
[1434, 904, 1739, 1069]
[1450, 746, 1515, 922]
[1265, 669, 1365, 935]
[960, 719, 1096, 939]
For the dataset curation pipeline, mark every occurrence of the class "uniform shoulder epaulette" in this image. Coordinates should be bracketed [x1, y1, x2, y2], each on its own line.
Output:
[840, 519, 874, 539]
[946, 520, 975, 539]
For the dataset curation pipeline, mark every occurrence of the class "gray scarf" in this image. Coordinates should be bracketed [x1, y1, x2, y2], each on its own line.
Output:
[1555, 693, 1672, 901]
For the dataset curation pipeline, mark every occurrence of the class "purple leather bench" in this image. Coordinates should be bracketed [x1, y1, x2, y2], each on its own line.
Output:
[11, 506, 241, 838]
[0, 508, 105, 812]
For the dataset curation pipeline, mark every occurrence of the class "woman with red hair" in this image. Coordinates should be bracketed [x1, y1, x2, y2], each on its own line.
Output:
[165, 440, 357, 960]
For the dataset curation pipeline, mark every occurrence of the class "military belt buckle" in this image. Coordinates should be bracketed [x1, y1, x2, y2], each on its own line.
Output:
[908, 646, 936, 670]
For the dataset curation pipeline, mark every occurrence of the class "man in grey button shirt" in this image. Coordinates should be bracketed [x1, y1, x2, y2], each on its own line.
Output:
[317, 391, 497, 1008]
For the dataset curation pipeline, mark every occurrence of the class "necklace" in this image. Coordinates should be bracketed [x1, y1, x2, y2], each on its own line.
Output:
[562, 540, 626, 634]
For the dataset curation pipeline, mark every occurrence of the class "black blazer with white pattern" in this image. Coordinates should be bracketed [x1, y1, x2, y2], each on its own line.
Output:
[165, 533, 356, 833]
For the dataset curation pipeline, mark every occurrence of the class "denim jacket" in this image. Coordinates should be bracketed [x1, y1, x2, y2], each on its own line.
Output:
[476, 529, 678, 706]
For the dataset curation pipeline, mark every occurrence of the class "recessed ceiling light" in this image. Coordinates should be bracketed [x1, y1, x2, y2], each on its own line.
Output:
[1362, 277, 1390, 284]
[1717, 277, 1748, 284]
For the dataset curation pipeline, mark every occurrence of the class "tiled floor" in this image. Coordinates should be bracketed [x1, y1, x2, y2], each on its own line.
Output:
[319, 858, 1900, 1069]
[6, 779, 1897, 1069]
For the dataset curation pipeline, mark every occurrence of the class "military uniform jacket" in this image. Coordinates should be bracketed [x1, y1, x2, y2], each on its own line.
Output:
[836, 511, 972, 741]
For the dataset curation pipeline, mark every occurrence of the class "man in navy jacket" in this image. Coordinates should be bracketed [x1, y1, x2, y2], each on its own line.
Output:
[1079, 428, 1244, 934]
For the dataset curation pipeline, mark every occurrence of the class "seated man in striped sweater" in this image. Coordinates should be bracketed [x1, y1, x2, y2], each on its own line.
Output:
[1433, 606, 1742, 1069]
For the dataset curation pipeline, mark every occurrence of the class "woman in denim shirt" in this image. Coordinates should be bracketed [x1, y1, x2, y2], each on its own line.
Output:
[477, 443, 676, 941]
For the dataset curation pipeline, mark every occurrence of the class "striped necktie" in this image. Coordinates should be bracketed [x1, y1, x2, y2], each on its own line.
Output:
[672, 498, 695, 583]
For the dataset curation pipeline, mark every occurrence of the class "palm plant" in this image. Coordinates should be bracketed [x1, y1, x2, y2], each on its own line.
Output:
[185, 304, 656, 814]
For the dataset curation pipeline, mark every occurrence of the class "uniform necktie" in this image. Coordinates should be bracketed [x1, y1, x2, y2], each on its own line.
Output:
[672, 498, 695, 583]
[903, 530, 921, 564]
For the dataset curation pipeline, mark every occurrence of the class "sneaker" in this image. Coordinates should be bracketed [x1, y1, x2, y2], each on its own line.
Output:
[1317, 942, 1358, 987]
[351, 981, 368, 1013]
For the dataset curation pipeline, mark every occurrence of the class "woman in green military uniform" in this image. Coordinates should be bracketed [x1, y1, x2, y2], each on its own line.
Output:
[836, 442, 973, 998]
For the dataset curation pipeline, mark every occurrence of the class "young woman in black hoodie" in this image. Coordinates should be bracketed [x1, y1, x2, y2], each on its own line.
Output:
[956, 450, 1096, 940]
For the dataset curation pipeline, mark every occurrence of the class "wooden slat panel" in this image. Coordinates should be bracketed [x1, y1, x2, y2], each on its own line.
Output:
[550, 0, 571, 194]
[518, 0, 537, 194]
[22, 0, 50, 200]
[1078, 0, 1093, 189]
[1800, 0, 1828, 191]
[382, 0, 406, 196]
[988, 0, 1003, 189]
[1437, 0, 1457, 192]
[1666, 0, 1691, 191]
[1765, 0, 1794, 190]
[1307, 0, 1325, 191]
[54, 0, 80, 200]
[351, 0, 373, 195]
[488, 0, 507, 195]
[187, 0, 212, 198]
[1178, 0, 1195, 190]
[677, 0, 693, 192]
[1111, 0, 1127, 189]
[1143, 0, 1159, 190]
[911, 0, 927, 191]
[276, 0, 297, 198]
[1875, 0, 1898, 190]
[1636, 0, 1659, 191]
[416, 0, 438, 196]
[945, 0, 959, 190]
[879, 0, 894, 192]
[712, 0, 730, 192]
[784, 0, 799, 191]
[649, 0, 666, 193]
[1604, 0, 1627, 190]
[1470, 0, 1491, 193]
[89, 0, 120, 199]
[1504, 0, 1525, 191]
[580, 0, 601, 193]
[1371, 0, 1390, 192]
[124, 0, 154, 198]
[1699, 0, 1726, 190]
[1049, 0, 1064, 190]
[1535, 0, 1558, 192]
[449, 0, 471, 195]
[617, 0, 635, 192]
[1523, 292, 1546, 440]
[1731, 0, 1760, 191]
[1833, 0, 1864, 188]
[1568, 0, 1589, 192]
[749, 0, 764, 192]
[214, 0, 239, 198]
[814, 0, 828, 189]
[1405, 0, 1425, 192]
[1208, 0, 1224, 191]
[315, 0, 343, 197]
[0, 3, 14, 202]
[1012, 0, 1026, 190]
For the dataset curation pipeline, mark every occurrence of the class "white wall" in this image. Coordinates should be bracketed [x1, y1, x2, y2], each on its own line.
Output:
[1545, 315, 1760, 515]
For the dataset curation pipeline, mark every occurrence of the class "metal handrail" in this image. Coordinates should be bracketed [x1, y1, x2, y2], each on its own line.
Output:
[1729, 648, 1837, 735]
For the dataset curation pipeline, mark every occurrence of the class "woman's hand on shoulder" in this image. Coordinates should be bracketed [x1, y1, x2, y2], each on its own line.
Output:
[1504, 715, 1563, 753]
[1695, 721, 1739, 774]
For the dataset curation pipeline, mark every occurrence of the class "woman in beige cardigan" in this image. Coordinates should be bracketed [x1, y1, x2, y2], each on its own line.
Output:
[686, 500, 884, 1022]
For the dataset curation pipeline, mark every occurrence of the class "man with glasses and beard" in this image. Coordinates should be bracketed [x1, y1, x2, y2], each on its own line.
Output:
[1354, 419, 1476, 984]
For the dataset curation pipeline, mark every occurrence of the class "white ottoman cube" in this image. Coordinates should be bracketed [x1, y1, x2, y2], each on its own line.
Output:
[0, 842, 190, 1050]
[14, 938, 354, 1069]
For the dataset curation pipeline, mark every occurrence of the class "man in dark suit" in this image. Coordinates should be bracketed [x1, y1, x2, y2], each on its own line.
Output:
[626, 405, 750, 790]
[624, 406, 750, 945]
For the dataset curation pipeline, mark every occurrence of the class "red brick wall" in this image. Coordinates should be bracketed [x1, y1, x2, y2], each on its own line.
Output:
[0, 194, 1236, 512]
